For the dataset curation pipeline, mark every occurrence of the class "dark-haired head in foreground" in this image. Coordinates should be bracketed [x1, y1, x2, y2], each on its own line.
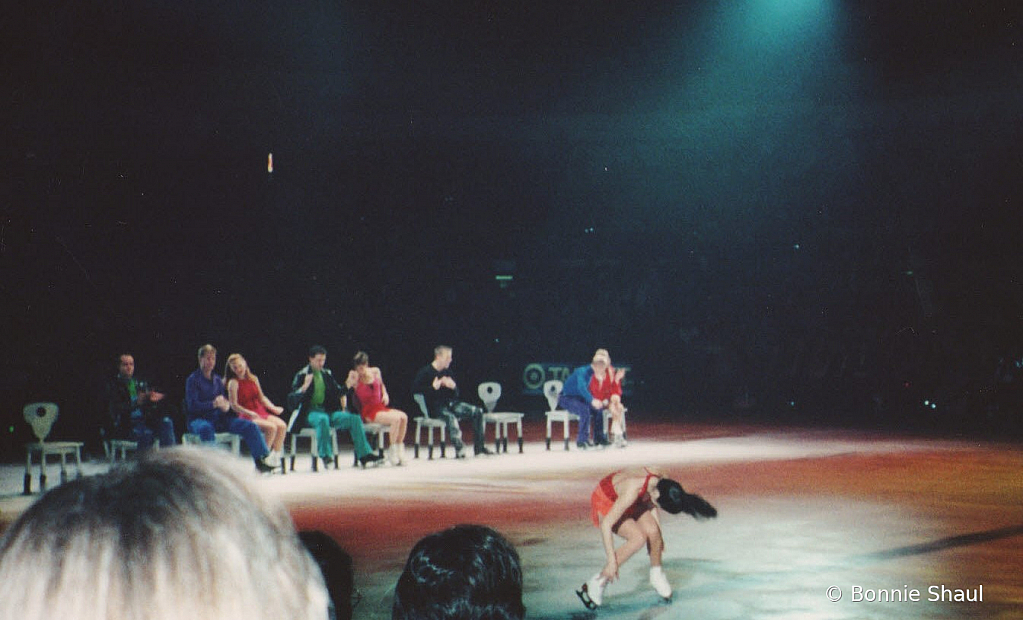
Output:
[0, 446, 328, 620]
[393, 524, 526, 620]
[299, 531, 355, 620]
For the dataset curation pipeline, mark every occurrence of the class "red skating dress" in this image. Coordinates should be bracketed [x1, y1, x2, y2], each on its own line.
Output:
[590, 468, 658, 530]
[589, 366, 622, 403]
[235, 377, 270, 419]
[354, 377, 387, 423]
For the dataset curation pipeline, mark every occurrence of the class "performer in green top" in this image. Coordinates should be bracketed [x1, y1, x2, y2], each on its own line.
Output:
[288, 345, 382, 468]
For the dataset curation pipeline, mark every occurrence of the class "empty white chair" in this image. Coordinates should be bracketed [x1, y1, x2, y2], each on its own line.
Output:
[477, 382, 524, 454]
[22, 402, 83, 494]
[412, 393, 448, 459]
[543, 380, 578, 451]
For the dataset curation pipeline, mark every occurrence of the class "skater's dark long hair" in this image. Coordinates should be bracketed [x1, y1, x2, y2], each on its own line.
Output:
[655, 478, 717, 519]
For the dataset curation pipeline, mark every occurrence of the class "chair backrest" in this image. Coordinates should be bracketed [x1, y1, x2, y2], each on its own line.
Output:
[23, 402, 59, 442]
[412, 393, 430, 418]
[286, 408, 300, 433]
[477, 382, 501, 413]
[543, 380, 563, 412]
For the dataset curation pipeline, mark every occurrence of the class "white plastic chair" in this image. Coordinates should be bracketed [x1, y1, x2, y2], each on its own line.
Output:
[23, 402, 83, 494]
[182, 431, 242, 456]
[412, 394, 447, 459]
[602, 406, 628, 444]
[477, 382, 524, 454]
[348, 398, 391, 464]
[104, 439, 139, 463]
[543, 380, 578, 451]
[285, 408, 338, 471]
[362, 422, 391, 460]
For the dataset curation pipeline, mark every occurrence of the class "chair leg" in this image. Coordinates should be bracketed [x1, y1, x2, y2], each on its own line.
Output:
[60, 453, 69, 484]
[564, 419, 571, 451]
[24, 451, 33, 495]
[39, 455, 47, 491]
[546, 418, 552, 451]
[517, 421, 524, 453]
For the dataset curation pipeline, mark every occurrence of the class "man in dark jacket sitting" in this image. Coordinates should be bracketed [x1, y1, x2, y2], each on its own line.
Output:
[104, 353, 176, 450]
[411, 345, 491, 458]
[288, 345, 381, 467]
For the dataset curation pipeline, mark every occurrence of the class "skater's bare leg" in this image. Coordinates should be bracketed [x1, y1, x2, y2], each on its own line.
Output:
[609, 396, 624, 425]
[579, 518, 649, 609]
[636, 510, 672, 598]
[637, 510, 664, 566]
[612, 519, 650, 569]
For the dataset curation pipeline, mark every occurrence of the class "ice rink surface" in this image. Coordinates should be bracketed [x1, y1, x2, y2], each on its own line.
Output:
[3, 421, 1021, 619]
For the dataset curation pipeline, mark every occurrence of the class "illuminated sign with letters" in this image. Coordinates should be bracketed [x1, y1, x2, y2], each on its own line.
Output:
[521, 362, 633, 396]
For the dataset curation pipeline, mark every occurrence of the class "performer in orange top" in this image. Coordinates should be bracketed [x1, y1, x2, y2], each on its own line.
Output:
[577, 466, 717, 609]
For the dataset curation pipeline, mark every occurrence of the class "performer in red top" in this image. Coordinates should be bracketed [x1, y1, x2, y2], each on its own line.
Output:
[347, 351, 409, 465]
[559, 349, 625, 448]
[577, 466, 717, 609]
[225, 353, 287, 467]
[588, 349, 627, 446]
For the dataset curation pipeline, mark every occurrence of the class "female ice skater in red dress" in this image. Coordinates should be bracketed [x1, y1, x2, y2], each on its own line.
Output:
[347, 351, 409, 465]
[577, 466, 717, 609]
[224, 353, 287, 467]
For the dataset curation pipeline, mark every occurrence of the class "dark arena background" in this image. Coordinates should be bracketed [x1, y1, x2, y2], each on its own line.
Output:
[2, 1, 1022, 618]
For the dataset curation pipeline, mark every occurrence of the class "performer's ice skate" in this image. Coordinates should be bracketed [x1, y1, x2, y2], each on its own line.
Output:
[387, 444, 402, 466]
[649, 566, 672, 600]
[576, 574, 607, 609]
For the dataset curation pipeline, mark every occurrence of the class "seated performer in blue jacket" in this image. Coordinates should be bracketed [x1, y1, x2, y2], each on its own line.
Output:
[185, 343, 275, 472]
[559, 349, 622, 449]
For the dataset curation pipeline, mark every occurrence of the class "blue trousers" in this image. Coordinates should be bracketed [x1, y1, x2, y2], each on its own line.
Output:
[188, 415, 269, 460]
[131, 410, 176, 449]
[306, 410, 373, 459]
[558, 395, 607, 445]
